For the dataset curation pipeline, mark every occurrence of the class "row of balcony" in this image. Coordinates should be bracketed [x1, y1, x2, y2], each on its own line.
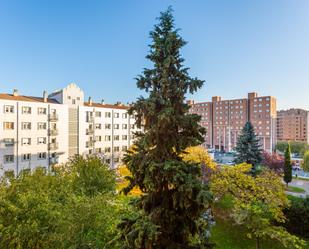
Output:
[49, 114, 58, 122]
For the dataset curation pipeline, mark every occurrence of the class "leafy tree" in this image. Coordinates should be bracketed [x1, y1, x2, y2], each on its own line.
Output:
[283, 144, 292, 187]
[119, 7, 213, 249]
[261, 151, 284, 173]
[0, 156, 125, 249]
[64, 155, 116, 197]
[283, 197, 309, 239]
[234, 121, 262, 175]
[181, 146, 217, 182]
[210, 164, 305, 249]
[276, 141, 309, 157]
[302, 151, 309, 172]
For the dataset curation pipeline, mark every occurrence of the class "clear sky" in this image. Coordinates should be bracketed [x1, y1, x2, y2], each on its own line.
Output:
[0, 0, 308, 110]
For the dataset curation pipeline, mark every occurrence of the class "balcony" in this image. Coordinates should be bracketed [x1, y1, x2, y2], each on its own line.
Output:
[86, 116, 94, 123]
[48, 128, 59, 136]
[48, 113, 58, 122]
[86, 128, 94, 135]
[49, 142, 59, 151]
[86, 141, 95, 148]
[49, 156, 59, 165]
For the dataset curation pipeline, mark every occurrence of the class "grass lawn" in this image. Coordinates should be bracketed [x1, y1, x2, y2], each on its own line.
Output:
[293, 177, 309, 182]
[287, 185, 306, 193]
[210, 218, 299, 249]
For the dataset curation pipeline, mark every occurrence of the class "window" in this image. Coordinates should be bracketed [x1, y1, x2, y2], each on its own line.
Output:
[77, 97, 80, 101]
[22, 153, 31, 161]
[22, 138, 31, 145]
[114, 113, 119, 118]
[105, 124, 111, 129]
[22, 106, 31, 114]
[122, 113, 128, 119]
[37, 122, 47, 130]
[38, 152, 47, 160]
[22, 122, 31, 130]
[105, 112, 111, 118]
[130, 124, 135, 129]
[114, 135, 120, 141]
[95, 111, 101, 117]
[105, 135, 111, 141]
[95, 124, 102, 129]
[4, 138, 14, 147]
[72, 99, 76, 105]
[114, 146, 120, 152]
[114, 124, 119, 129]
[122, 135, 128, 140]
[37, 137, 47, 144]
[122, 124, 128, 129]
[38, 107, 47, 115]
[4, 155, 14, 164]
[106, 158, 111, 164]
[95, 136, 102, 142]
[95, 148, 102, 153]
[114, 158, 120, 163]
[3, 122, 14, 130]
[122, 146, 128, 151]
[105, 147, 111, 153]
[4, 105, 14, 113]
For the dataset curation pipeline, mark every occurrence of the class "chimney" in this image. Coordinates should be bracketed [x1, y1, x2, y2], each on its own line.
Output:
[101, 99, 105, 105]
[13, 89, 19, 97]
[88, 97, 92, 106]
[43, 91, 48, 103]
[248, 92, 258, 99]
[212, 96, 221, 102]
[186, 100, 194, 105]
[116, 101, 122, 106]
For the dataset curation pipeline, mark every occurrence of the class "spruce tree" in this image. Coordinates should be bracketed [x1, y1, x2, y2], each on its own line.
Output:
[234, 121, 262, 175]
[119, 7, 213, 249]
[283, 143, 292, 187]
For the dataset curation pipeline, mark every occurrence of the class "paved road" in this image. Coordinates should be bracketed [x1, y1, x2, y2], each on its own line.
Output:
[289, 179, 309, 193]
[286, 178, 309, 198]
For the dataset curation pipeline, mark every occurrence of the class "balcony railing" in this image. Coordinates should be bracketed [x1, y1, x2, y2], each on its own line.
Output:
[49, 157, 59, 165]
[86, 128, 94, 135]
[48, 114, 58, 121]
[86, 116, 94, 123]
[49, 142, 59, 151]
[86, 141, 95, 148]
[48, 128, 59, 136]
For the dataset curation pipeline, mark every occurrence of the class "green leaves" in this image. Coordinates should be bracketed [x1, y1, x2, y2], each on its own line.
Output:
[119, 7, 212, 249]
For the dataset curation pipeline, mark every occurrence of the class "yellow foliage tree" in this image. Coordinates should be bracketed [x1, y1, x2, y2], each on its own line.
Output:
[210, 164, 305, 249]
[116, 165, 142, 196]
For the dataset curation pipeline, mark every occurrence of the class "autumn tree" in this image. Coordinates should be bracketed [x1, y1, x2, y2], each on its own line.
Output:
[181, 146, 217, 182]
[119, 7, 213, 249]
[211, 164, 305, 249]
[302, 151, 309, 172]
[261, 151, 284, 173]
[234, 122, 262, 176]
[283, 144, 292, 187]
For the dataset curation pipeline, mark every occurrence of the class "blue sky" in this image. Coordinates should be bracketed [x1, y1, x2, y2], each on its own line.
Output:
[0, 0, 308, 110]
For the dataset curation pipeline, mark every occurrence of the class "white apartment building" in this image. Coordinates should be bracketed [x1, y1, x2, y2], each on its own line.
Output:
[0, 83, 140, 176]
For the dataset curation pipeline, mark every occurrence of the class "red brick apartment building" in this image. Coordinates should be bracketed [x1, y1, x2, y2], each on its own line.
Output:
[188, 92, 277, 152]
[277, 109, 309, 143]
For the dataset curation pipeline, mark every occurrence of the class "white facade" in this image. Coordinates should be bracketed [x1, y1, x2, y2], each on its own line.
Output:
[0, 83, 139, 176]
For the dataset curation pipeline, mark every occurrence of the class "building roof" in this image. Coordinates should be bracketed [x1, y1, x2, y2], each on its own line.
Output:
[84, 102, 129, 110]
[0, 93, 60, 104]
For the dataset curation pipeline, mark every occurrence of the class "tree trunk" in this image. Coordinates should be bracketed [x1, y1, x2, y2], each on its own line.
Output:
[256, 236, 260, 249]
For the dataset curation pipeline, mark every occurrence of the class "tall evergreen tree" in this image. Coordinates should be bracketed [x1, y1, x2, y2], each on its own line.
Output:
[283, 143, 292, 187]
[119, 7, 213, 249]
[234, 121, 262, 175]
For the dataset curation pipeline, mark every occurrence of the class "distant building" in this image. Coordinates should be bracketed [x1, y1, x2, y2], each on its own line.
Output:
[188, 92, 277, 152]
[277, 108, 309, 143]
[0, 83, 140, 176]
